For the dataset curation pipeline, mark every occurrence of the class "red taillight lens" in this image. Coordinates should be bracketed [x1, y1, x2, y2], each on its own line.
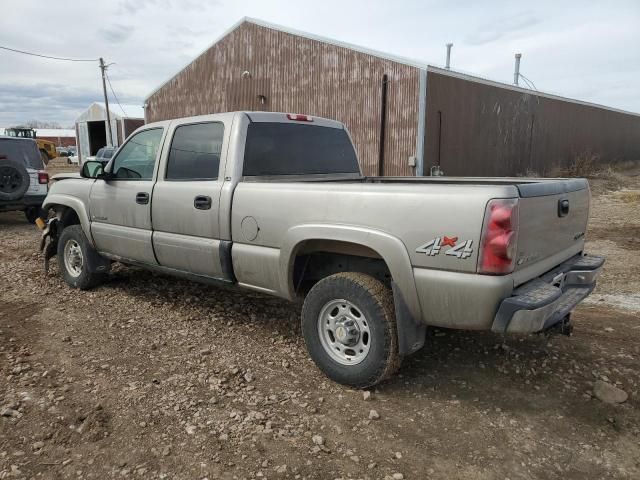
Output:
[286, 113, 313, 122]
[478, 198, 519, 274]
[38, 171, 49, 184]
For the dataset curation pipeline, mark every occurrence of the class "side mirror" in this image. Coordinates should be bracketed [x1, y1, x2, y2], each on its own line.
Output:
[81, 161, 106, 179]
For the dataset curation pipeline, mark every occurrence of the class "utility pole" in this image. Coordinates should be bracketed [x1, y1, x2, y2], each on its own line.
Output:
[99, 57, 114, 146]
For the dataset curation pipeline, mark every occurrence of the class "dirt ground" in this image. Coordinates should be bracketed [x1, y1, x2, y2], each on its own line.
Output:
[1, 169, 639, 480]
[45, 157, 79, 178]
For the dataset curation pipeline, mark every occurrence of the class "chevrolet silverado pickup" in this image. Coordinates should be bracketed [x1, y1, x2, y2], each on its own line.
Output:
[39, 111, 604, 387]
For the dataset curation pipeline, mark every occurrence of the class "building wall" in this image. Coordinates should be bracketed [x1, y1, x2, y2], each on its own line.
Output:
[123, 119, 145, 139]
[38, 136, 75, 147]
[146, 22, 420, 176]
[116, 119, 123, 146]
[424, 71, 640, 176]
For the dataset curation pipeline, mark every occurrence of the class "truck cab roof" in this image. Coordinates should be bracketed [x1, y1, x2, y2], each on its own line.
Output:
[142, 111, 346, 130]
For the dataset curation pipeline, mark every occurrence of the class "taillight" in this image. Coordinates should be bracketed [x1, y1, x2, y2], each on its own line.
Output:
[286, 113, 313, 122]
[478, 198, 519, 274]
[38, 171, 49, 184]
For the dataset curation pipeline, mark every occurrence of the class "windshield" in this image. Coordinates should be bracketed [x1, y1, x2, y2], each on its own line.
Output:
[5, 128, 36, 139]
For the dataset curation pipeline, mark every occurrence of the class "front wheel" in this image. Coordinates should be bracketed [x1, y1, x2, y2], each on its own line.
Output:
[301, 272, 401, 388]
[57, 225, 108, 289]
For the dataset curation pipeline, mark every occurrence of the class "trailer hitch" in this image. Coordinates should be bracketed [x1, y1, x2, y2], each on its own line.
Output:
[543, 314, 573, 337]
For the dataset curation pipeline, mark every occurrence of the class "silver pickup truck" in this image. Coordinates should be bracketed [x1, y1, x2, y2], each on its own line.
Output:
[39, 111, 603, 387]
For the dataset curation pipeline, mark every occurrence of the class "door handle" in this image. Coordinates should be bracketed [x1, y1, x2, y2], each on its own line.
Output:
[194, 195, 212, 210]
[558, 198, 570, 217]
[136, 192, 150, 205]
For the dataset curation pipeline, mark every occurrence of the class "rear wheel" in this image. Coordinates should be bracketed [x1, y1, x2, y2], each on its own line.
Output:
[57, 225, 108, 289]
[301, 272, 401, 388]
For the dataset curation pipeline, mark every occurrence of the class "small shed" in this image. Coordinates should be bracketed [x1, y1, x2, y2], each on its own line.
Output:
[75, 102, 144, 163]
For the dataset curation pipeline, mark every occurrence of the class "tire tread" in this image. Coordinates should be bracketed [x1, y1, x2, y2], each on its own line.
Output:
[57, 225, 107, 290]
[302, 272, 401, 388]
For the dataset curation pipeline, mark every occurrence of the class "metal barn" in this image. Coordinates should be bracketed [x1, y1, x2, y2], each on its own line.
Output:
[145, 18, 640, 177]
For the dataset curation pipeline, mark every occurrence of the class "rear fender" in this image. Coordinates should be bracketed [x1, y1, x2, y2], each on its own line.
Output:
[280, 224, 422, 323]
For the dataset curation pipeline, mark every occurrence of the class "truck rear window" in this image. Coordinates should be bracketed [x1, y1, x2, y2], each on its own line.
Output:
[243, 122, 359, 176]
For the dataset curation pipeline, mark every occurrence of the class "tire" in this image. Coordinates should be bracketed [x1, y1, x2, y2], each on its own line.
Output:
[0, 158, 30, 201]
[24, 206, 42, 224]
[301, 272, 401, 388]
[40, 150, 49, 166]
[57, 225, 108, 290]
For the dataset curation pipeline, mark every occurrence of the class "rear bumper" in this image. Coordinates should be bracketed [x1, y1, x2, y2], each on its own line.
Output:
[491, 254, 604, 334]
[0, 194, 46, 211]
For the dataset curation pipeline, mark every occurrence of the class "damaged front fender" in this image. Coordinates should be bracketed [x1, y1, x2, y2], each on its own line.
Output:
[39, 217, 61, 274]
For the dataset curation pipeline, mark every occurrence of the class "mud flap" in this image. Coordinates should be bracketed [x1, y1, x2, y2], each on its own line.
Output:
[392, 281, 426, 356]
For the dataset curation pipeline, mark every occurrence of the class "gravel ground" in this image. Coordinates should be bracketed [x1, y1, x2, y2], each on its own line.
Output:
[0, 171, 639, 479]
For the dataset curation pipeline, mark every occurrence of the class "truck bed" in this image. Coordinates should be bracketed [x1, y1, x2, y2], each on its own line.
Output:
[246, 174, 588, 196]
[364, 176, 588, 198]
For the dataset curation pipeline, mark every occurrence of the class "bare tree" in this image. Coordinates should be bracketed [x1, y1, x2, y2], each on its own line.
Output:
[22, 120, 63, 129]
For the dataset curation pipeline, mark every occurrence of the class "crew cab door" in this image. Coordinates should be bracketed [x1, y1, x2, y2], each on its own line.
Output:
[151, 119, 228, 279]
[89, 127, 165, 264]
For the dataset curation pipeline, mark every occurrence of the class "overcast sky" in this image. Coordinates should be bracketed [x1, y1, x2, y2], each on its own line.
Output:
[1, 0, 639, 126]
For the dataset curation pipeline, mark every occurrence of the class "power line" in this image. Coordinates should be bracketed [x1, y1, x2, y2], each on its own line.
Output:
[0, 45, 98, 62]
[105, 71, 128, 117]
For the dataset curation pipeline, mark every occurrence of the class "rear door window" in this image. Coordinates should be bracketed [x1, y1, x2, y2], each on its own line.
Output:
[166, 122, 224, 180]
[243, 123, 359, 176]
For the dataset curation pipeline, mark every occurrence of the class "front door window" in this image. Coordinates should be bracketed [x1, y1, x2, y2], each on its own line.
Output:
[111, 128, 163, 180]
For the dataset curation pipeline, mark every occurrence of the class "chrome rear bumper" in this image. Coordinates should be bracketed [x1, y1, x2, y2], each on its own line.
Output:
[492, 254, 604, 334]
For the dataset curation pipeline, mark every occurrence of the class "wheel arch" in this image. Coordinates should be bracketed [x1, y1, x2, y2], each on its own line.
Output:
[43, 194, 94, 247]
[280, 224, 422, 322]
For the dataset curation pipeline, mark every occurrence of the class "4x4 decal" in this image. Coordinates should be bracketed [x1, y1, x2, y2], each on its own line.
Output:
[416, 236, 473, 259]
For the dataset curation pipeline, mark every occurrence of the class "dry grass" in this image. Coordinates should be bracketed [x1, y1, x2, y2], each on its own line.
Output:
[547, 153, 640, 194]
[552, 152, 602, 178]
[620, 190, 640, 204]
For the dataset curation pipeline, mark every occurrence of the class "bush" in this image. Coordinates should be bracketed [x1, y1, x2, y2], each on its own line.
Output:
[554, 151, 601, 178]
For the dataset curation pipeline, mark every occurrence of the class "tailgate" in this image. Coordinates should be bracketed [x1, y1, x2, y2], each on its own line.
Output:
[514, 179, 590, 280]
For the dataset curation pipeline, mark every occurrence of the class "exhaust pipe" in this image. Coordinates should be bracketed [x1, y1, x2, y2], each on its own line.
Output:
[445, 43, 453, 69]
[513, 53, 522, 86]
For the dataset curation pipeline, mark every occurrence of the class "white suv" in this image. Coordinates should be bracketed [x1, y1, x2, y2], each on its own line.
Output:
[0, 136, 49, 223]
